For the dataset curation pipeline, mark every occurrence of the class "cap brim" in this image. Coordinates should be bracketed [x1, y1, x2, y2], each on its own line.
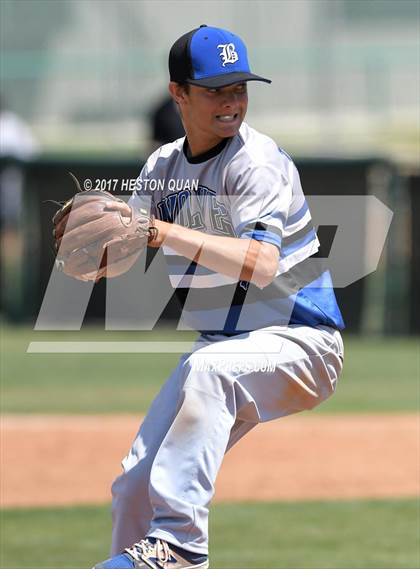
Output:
[187, 72, 271, 88]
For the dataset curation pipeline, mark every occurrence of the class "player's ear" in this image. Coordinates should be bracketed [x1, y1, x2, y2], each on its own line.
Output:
[169, 82, 189, 105]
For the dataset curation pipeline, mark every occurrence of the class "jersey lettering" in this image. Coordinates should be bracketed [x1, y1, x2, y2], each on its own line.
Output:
[156, 185, 234, 236]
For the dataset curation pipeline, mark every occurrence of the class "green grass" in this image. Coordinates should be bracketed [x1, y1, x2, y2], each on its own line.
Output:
[1, 499, 419, 569]
[320, 336, 419, 413]
[1, 325, 419, 414]
[0, 326, 192, 414]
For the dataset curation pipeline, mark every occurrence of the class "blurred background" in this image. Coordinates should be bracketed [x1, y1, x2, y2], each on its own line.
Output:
[0, 0, 419, 158]
[1, 3, 419, 569]
[1, 0, 419, 333]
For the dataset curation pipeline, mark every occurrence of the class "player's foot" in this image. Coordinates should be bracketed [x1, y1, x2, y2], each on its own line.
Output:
[92, 537, 209, 569]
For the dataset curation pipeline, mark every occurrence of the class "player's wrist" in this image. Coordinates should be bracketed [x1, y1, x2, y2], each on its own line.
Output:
[147, 218, 167, 248]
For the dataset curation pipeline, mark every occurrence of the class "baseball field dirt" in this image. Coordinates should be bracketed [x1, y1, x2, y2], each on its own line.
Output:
[2, 413, 419, 508]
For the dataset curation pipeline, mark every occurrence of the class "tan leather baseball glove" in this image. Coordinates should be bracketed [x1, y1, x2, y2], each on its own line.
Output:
[52, 175, 156, 282]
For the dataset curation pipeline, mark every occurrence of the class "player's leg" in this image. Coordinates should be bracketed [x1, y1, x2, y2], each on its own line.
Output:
[110, 354, 190, 554]
[195, 325, 343, 422]
[146, 324, 343, 554]
[109, 334, 263, 555]
[109, 336, 262, 555]
[146, 369, 237, 553]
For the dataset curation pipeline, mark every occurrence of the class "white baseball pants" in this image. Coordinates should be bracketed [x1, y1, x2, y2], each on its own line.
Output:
[110, 325, 344, 555]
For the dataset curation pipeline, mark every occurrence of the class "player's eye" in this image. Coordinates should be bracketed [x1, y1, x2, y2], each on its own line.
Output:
[207, 88, 219, 94]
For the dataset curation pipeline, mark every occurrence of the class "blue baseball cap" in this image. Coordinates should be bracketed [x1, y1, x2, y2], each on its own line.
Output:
[169, 25, 271, 88]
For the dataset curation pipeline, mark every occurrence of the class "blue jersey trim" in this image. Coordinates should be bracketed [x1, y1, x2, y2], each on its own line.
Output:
[281, 228, 317, 258]
[241, 229, 282, 249]
[287, 201, 309, 225]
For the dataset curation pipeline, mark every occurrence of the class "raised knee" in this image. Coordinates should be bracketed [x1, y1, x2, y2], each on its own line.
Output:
[304, 381, 335, 410]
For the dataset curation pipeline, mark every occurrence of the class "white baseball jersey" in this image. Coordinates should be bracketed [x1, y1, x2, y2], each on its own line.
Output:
[130, 122, 344, 333]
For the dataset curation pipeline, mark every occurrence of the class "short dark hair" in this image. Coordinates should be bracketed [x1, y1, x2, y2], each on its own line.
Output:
[177, 82, 190, 94]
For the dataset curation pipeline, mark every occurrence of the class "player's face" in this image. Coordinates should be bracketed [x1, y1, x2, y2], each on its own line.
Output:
[171, 82, 248, 155]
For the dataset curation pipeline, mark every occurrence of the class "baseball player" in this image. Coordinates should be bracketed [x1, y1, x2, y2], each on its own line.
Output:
[93, 25, 344, 569]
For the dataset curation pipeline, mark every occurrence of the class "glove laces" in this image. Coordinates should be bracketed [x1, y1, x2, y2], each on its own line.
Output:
[126, 538, 171, 564]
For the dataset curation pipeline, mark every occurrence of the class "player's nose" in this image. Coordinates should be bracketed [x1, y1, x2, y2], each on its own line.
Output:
[220, 90, 240, 108]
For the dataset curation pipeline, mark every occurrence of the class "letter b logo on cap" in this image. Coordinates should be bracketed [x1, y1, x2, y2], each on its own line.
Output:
[217, 43, 239, 66]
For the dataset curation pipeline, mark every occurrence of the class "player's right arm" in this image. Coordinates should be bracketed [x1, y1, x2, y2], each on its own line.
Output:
[148, 220, 279, 288]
